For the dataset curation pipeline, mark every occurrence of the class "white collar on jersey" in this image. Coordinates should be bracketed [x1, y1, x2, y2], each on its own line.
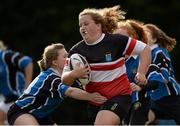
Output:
[126, 55, 138, 62]
[150, 44, 159, 50]
[131, 55, 138, 59]
[49, 68, 62, 76]
[85, 33, 105, 45]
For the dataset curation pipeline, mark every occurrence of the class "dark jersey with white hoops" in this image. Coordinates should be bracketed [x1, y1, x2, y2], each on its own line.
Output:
[64, 33, 146, 105]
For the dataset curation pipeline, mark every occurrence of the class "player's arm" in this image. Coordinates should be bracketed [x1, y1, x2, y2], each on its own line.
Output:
[136, 46, 151, 84]
[130, 82, 158, 92]
[13, 52, 33, 88]
[132, 41, 151, 84]
[62, 70, 78, 86]
[62, 67, 89, 85]
[65, 87, 107, 104]
[24, 62, 33, 88]
[122, 37, 151, 84]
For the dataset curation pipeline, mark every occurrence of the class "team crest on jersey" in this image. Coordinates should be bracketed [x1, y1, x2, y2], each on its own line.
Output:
[105, 53, 112, 62]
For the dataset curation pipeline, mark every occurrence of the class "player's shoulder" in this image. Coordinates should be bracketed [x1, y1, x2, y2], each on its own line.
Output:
[105, 33, 129, 43]
[71, 40, 84, 48]
[69, 40, 86, 55]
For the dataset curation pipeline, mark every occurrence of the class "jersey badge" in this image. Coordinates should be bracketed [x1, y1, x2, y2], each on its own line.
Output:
[105, 53, 112, 62]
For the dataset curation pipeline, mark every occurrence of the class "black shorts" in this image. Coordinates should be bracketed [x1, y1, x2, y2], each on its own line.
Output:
[151, 95, 180, 124]
[125, 97, 151, 125]
[7, 104, 54, 125]
[87, 95, 131, 124]
[4, 95, 18, 103]
[8, 104, 28, 125]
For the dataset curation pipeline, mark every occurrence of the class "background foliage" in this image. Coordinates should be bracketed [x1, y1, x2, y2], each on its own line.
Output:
[0, 0, 180, 124]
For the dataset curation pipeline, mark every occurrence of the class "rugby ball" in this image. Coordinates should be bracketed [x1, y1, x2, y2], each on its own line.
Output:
[69, 53, 91, 85]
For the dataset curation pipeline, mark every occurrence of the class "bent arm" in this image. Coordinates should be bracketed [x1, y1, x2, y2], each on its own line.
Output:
[61, 71, 77, 86]
[131, 41, 151, 84]
[62, 64, 90, 86]
[138, 45, 151, 75]
[24, 62, 33, 88]
[135, 45, 151, 84]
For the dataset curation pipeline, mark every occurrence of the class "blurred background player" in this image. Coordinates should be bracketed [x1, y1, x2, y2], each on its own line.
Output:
[115, 19, 180, 125]
[0, 40, 33, 124]
[144, 23, 180, 125]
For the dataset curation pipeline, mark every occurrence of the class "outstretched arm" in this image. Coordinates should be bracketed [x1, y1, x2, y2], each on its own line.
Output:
[65, 87, 107, 104]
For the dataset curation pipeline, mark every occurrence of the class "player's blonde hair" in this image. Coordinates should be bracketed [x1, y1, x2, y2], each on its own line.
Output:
[79, 5, 126, 33]
[38, 43, 64, 71]
[0, 40, 7, 50]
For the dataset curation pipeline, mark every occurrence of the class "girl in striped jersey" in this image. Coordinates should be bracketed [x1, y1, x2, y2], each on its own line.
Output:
[7, 43, 107, 125]
[144, 24, 180, 125]
[0, 40, 33, 125]
[62, 6, 151, 125]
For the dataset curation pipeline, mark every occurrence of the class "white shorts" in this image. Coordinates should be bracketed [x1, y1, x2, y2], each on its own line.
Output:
[0, 101, 13, 113]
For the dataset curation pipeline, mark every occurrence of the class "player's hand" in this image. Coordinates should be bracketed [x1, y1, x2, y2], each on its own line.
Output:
[130, 83, 142, 91]
[71, 63, 90, 78]
[90, 92, 107, 104]
[135, 72, 147, 85]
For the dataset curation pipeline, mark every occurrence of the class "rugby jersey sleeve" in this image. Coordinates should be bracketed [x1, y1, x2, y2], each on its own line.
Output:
[9, 51, 32, 70]
[49, 76, 70, 98]
[57, 83, 70, 98]
[19, 55, 32, 70]
[123, 37, 146, 56]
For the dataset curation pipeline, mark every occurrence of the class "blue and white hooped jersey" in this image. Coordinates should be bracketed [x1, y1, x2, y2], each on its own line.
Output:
[15, 68, 69, 118]
[0, 49, 32, 98]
